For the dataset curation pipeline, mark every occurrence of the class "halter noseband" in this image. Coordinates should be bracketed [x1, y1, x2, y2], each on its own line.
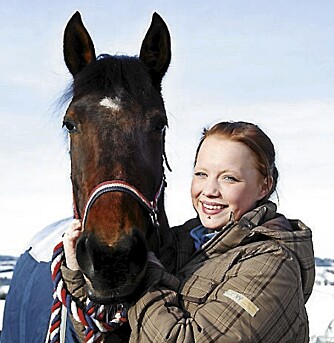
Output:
[74, 178, 166, 229]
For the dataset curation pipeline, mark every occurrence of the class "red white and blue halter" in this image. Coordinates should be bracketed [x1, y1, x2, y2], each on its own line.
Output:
[48, 178, 165, 343]
[79, 178, 165, 229]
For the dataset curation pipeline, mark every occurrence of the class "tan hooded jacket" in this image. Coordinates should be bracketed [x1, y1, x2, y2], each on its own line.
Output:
[128, 201, 315, 342]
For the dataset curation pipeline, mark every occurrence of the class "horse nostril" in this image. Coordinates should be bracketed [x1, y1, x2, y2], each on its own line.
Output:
[76, 233, 94, 276]
[127, 230, 148, 271]
[76, 233, 113, 277]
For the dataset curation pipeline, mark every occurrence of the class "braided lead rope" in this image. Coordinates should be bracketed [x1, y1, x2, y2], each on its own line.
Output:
[49, 241, 128, 343]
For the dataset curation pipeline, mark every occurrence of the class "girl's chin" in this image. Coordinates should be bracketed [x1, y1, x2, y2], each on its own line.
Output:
[199, 214, 229, 230]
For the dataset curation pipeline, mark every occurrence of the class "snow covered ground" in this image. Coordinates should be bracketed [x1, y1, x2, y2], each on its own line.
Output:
[307, 284, 334, 342]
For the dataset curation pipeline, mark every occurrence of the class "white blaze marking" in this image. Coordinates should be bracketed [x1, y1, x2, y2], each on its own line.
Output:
[99, 97, 122, 111]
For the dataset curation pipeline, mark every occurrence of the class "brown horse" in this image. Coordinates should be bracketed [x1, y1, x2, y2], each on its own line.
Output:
[63, 11, 171, 306]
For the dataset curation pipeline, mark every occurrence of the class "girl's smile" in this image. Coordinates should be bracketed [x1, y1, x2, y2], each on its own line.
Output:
[200, 200, 228, 214]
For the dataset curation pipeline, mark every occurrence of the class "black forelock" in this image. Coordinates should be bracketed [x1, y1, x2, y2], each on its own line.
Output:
[70, 55, 158, 101]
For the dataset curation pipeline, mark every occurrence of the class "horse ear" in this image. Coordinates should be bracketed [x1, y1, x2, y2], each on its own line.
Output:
[63, 12, 96, 76]
[139, 12, 171, 90]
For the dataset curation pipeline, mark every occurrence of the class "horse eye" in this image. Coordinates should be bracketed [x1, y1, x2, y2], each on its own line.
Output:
[154, 119, 167, 132]
[62, 120, 77, 133]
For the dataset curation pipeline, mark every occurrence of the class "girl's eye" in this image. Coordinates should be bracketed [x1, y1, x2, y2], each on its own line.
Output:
[223, 175, 238, 182]
[194, 171, 207, 178]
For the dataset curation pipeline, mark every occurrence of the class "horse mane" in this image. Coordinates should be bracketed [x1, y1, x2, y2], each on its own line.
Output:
[63, 54, 160, 103]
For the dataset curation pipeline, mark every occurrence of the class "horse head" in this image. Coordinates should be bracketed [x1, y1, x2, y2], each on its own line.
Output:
[62, 12, 171, 304]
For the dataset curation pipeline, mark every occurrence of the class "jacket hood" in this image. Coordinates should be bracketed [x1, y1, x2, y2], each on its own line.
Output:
[253, 204, 315, 302]
[204, 201, 315, 303]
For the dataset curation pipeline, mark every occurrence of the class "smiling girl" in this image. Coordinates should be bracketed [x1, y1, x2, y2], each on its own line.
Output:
[127, 121, 315, 342]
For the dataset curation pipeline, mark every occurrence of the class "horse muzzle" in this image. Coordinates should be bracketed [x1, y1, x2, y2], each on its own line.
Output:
[76, 228, 148, 304]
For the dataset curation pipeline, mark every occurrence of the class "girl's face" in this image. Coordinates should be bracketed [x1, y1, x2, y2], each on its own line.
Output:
[191, 136, 270, 230]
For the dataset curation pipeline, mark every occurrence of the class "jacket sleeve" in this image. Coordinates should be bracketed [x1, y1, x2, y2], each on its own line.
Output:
[61, 265, 87, 302]
[128, 243, 308, 342]
[60, 262, 182, 342]
[61, 265, 86, 342]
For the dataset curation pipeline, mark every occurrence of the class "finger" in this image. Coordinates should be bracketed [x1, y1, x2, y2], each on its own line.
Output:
[70, 219, 82, 230]
[67, 221, 82, 236]
[65, 229, 82, 240]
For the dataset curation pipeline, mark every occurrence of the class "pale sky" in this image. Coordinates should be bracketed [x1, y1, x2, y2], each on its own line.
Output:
[0, 0, 333, 258]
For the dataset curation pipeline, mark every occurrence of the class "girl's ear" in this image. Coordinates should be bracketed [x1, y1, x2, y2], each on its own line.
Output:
[258, 176, 273, 200]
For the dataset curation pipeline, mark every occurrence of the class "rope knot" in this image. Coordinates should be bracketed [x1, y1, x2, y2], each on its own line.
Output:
[49, 240, 128, 343]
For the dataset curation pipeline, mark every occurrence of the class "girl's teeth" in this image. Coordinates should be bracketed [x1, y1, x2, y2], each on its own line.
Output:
[204, 203, 223, 210]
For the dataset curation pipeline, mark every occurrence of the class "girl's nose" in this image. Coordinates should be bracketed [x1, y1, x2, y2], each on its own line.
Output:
[202, 178, 220, 197]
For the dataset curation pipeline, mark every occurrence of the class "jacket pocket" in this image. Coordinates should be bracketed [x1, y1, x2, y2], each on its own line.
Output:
[179, 272, 217, 304]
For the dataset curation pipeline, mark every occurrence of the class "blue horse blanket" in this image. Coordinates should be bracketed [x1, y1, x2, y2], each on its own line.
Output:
[1, 218, 81, 343]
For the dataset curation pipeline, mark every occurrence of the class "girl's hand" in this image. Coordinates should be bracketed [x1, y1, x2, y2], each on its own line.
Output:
[63, 219, 83, 270]
[147, 251, 164, 268]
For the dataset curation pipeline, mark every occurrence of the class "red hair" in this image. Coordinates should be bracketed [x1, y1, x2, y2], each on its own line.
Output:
[194, 121, 278, 202]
